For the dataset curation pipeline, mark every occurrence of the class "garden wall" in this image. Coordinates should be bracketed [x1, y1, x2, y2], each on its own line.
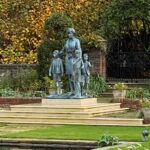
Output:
[0, 64, 37, 78]
[88, 49, 106, 79]
[0, 51, 106, 79]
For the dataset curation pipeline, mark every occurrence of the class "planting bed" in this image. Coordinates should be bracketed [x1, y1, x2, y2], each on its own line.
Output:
[0, 97, 41, 105]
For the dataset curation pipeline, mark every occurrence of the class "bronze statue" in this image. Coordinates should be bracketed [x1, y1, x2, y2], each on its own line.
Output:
[47, 28, 93, 99]
[61, 28, 82, 96]
[82, 53, 92, 96]
[49, 50, 64, 95]
[71, 50, 84, 98]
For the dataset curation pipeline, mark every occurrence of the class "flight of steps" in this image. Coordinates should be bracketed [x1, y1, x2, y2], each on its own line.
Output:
[0, 99, 143, 126]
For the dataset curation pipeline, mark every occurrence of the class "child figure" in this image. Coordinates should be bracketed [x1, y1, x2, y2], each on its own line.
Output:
[49, 50, 64, 95]
[82, 53, 92, 96]
[71, 50, 84, 98]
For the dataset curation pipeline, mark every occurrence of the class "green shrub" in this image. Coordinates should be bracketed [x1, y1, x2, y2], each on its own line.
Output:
[37, 12, 73, 79]
[12, 69, 40, 92]
[33, 91, 46, 97]
[42, 76, 55, 93]
[126, 87, 150, 100]
[0, 69, 41, 93]
[89, 75, 108, 97]
[21, 91, 34, 98]
[0, 71, 13, 89]
[113, 82, 128, 90]
[98, 134, 119, 147]
[0, 88, 16, 97]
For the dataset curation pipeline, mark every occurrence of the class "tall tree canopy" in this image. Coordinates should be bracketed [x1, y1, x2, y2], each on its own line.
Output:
[0, 0, 109, 64]
[100, 0, 150, 41]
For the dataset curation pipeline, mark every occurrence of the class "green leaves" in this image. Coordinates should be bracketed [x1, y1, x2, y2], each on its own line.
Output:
[37, 13, 73, 79]
[44, 12, 73, 41]
[89, 75, 108, 97]
[100, 0, 150, 40]
[98, 134, 119, 147]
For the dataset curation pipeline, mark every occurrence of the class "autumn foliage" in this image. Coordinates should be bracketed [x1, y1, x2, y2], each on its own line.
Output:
[0, 0, 110, 64]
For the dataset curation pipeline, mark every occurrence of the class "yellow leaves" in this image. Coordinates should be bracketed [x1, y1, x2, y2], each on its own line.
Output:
[83, 32, 107, 52]
[75, 4, 81, 9]
[0, 0, 109, 64]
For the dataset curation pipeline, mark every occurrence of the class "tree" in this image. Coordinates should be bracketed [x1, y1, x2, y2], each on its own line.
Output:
[37, 12, 73, 79]
[0, 0, 110, 64]
[100, 0, 150, 42]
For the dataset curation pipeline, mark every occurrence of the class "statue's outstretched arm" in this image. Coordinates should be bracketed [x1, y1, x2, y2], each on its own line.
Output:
[59, 46, 65, 56]
[88, 62, 92, 68]
[60, 60, 64, 76]
[49, 63, 52, 76]
[76, 39, 81, 51]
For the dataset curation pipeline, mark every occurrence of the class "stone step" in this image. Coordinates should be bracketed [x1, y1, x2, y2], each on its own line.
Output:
[92, 108, 128, 117]
[101, 93, 113, 97]
[10, 103, 121, 112]
[0, 117, 143, 126]
[0, 108, 128, 118]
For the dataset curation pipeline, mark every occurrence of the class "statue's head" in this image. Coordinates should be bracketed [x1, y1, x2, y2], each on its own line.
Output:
[53, 50, 59, 57]
[83, 53, 88, 60]
[67, 28, 75, 39]
[75, 50, 80, 58]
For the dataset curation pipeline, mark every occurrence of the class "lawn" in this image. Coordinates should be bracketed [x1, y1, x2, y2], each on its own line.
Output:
[0, 125, 150, 149]
[0, 125, 149, 141]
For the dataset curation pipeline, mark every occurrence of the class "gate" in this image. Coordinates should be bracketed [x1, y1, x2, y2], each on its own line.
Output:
[107, 51, 150, 79]
[106, 18, 150, 80]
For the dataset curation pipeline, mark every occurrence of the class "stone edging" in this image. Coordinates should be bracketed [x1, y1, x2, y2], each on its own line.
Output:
[0, 138, 141, 150]
[93, 142, 140, 150]
[0, 138, 97, 149]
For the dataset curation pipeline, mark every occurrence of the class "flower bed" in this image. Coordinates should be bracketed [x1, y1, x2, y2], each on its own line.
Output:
[0, 97, 41, 105]
[120, 99, 141, 111]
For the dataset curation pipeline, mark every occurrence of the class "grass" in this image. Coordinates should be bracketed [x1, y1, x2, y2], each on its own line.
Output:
[0, 123, 7, 127]
[0, 124, 150, 149]
[0, 125, 149, 142]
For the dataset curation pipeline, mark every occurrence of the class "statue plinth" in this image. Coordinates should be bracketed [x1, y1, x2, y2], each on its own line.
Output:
[42, 98, 97, 106]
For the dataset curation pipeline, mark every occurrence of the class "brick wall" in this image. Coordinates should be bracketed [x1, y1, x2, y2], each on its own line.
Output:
[88, 49, 106, 79]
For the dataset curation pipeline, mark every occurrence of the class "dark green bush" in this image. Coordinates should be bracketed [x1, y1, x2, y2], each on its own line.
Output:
[37, 12, 73, 79]
[89, 75, 108, 97]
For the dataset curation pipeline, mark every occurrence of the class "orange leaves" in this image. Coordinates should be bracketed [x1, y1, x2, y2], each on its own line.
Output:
[0, 0, 109, 64]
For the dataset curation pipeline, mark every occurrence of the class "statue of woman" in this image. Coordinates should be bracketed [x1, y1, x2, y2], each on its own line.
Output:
[61, 28, 82, 95]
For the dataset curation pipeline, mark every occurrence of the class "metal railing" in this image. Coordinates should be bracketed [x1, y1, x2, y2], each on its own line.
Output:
[107, 51, 150, 79]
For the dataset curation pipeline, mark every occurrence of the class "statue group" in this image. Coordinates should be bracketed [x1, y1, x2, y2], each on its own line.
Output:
[49, 28, 92, 99]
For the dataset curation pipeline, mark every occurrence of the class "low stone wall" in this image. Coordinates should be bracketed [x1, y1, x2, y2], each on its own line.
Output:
[0, 64, 37, 77]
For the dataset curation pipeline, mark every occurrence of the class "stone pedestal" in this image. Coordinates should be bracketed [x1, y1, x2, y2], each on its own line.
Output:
[42, 98, 97, 107]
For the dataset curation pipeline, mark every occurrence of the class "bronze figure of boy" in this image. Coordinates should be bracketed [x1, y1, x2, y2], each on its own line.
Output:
[82, 53, 92, 96]
[49, 50, 64, 95]
[71, 50, 84, 98]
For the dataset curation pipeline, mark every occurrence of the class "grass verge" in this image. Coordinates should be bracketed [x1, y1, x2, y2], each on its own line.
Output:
[0, 125, 149, 141]
[0, 124, 150, 149]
